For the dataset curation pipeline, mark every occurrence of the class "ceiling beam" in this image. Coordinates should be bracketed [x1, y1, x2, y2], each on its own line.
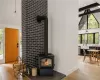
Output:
[79, 2, 100, 12]
[79, 9, 100, 17]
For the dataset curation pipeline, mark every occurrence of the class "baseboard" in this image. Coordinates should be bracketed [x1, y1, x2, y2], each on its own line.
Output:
[54, 66, 78, 77]
[66, 66, 78, 76]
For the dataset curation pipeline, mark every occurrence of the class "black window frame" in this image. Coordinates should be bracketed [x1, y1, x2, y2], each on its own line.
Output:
[87, 33, 99, 44]
[79, 33, 99, 44]
[79, 10, 100, 30]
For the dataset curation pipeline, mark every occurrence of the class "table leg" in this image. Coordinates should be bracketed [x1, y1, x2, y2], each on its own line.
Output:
[96, 53, 100, 66]
[89, 53, 92, 63]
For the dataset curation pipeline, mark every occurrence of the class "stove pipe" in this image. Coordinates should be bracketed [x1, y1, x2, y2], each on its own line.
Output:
[37, 16, 48, 56]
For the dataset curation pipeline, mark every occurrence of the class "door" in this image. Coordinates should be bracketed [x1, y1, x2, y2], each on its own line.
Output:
[5, 28, 19, 63]
[0, 29, 4, 64]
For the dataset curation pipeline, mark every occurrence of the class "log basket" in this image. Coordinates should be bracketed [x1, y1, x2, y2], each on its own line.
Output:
[13, 56, 26, 79]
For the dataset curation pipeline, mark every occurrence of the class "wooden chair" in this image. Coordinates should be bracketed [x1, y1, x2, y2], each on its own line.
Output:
[96, 53, 100, 66]
[83, 49, 91, 62]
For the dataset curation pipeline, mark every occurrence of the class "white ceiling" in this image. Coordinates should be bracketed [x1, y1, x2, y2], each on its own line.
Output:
[79, 0, 100, 8]
[0, 0, 21, 29]
[0, 0, 100, 28]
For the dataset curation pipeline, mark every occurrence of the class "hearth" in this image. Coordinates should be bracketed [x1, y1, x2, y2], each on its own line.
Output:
[38, 53, 54, 76]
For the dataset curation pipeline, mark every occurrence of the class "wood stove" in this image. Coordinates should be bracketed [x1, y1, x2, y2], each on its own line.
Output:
[38, 53, 54, 76]
[37, 16, 55, 76]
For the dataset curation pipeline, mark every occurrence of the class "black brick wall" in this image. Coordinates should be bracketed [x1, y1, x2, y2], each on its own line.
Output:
[22, 0, 47, 68]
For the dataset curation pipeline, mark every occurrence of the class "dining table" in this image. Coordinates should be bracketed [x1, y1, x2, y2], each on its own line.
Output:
[87, 49, 100, 63]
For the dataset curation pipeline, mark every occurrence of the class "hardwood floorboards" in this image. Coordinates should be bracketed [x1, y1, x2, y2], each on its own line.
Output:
[0, 64, 30, 80]
[0, 56, 100, 80]
[64, 56, 100, 80]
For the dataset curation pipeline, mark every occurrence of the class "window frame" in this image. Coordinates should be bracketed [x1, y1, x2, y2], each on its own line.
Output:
[79, 10, 100, 30]
[79, 33, 99, 44]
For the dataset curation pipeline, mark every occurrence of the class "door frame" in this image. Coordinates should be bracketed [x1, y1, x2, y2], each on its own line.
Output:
[0, 27, 20, 64]
[5, 28, 19, 63]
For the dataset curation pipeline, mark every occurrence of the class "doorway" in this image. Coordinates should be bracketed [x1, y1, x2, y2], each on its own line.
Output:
[5, 28, 19, 63]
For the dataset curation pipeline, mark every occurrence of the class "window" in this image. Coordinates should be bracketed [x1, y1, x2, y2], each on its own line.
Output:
[0, 29, 3, 41]
[88, 14, 99, 29]
[79, 33, 99, 44]
[87, 33, 93, 44]
[78, 35, 82, 44]
[79, 13, 100, 30]
[95, 33, 99, 44]
[82, 34, 86, 44]
[79, 15, 88, 30]
[81, 22, 87, 30]
[99, 23, 100, 28]
[0, 29, 4, 59]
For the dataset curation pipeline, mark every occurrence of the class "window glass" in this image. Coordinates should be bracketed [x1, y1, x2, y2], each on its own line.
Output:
[82, 34, 85, 44]
[99, 24, 100, 28]
[0, 29, 3, 59]
[88, 14, 98, 29]
[81, 22, 87, 30]
[0, 29, 3, 41]
[78, 35, 81, 44]
[88, 33, 93, 44]
[95, 33, 99, 44]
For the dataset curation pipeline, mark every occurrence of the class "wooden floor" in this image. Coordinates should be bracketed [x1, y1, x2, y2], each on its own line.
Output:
[0, 56, 100, 80]
[64, 56, 100, 80]
[0, 64, 30, 80]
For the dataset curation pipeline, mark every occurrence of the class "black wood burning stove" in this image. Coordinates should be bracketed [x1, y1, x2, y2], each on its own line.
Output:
[37, 16, 55, 76]
[38, 53, 54, 76]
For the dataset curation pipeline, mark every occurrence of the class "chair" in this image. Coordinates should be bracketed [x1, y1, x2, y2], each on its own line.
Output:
[96, 53, 100, 66]
[83, 49, 91, 62]
[96, 47, 100, 65]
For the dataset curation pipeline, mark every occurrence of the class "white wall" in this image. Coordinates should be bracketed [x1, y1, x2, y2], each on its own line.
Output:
[0, 0, 22, 62]
[95, 0, 100, 4]
[48, 0, 78, 75]
[0, 0, 21, 29]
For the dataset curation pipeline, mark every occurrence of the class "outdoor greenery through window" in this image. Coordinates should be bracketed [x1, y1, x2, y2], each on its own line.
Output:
[79, 13, 100, 44]
[95, 33, 99, 44]
[88, 14, 99, 29]
[81, 22, 87, 30]
[80, 14, 100, 30]
[79, 33, 99, 44]
[82, 34, 86, 44]
[87, 33, 93, 44]
[78, 35, 81, 44]
[0, 29, 3, 56]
